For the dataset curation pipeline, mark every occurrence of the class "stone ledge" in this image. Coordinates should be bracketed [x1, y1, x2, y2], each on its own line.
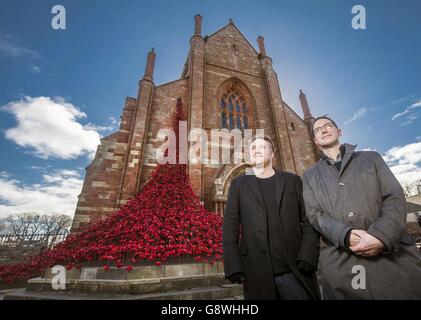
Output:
[40, 261, 224, 281]
[27, 272, 229, 295]
[24, 262, 227, 295]
[4, 284, 243, 300]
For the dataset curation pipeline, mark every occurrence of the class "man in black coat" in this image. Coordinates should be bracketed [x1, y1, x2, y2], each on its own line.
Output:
[223, 135, 321, 300]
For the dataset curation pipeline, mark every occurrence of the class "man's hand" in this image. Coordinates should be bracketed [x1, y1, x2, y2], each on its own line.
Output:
[349, 229, 385, 257]
[348, 230, 362, 247]
[227, 272, 246, 284]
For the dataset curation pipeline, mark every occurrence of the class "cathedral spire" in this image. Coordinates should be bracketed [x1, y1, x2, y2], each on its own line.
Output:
[194, 14, 203, 36]
[299, 89, 314, 122]
[257, 35, 267, 57]
[142, 48, 156, 82]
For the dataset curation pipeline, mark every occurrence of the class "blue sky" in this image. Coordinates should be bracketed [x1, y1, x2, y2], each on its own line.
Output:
[0, 0, 420, 217]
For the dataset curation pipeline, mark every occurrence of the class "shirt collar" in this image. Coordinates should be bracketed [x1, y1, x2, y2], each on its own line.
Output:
[319, 144, 346, 164]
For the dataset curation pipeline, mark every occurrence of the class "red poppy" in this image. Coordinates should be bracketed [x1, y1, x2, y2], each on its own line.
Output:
[0, 99, 223, 286]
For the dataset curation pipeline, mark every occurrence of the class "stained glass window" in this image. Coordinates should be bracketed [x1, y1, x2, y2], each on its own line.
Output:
[230, 113, 234, 130]
[221, 112, 227, 128]
[221, 98, 226, 109]
[243, 115, 248, 129]
[219, 85, 251, 130]
[242, 103, 247, 114]
[235, 101, 240, 113]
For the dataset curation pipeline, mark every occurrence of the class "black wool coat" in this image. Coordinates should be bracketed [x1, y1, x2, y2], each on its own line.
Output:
[223, 168, 321, 300]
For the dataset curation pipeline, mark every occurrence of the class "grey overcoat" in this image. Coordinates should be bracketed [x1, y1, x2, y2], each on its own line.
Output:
[302, 143, 421, 299]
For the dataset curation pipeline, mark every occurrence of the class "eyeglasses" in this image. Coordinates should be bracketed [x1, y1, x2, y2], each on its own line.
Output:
[313, 122, 336, 135]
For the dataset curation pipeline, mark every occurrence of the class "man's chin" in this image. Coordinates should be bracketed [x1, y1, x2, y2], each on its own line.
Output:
[319, 139, 339, 148]
[254, 160, 270, 168]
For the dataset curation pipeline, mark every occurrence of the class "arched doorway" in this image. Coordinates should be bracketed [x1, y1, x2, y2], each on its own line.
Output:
[212, 162, 252, 216]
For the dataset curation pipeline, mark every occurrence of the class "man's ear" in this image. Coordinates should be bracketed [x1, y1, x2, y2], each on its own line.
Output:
[338, 128, 342, 137]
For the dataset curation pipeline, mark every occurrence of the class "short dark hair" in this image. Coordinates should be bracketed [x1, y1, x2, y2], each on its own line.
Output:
[249, 134, 275, 153]
[311, 114, 339, 131]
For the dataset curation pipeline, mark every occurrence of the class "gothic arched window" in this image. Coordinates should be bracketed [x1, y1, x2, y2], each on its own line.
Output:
[220, 87, 251, 130]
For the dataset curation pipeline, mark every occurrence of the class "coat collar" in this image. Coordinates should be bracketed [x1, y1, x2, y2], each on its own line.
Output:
[319, 143, 357, 177]
[245, 167, 285, 211]
[318, 144, 346, 163]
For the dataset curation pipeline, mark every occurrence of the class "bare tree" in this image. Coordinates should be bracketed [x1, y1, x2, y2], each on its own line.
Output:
[416, 179, 421, 196]
[4, 213, 71, 246]
[0, 219, 7, 235]
[6, 213, 42, 241]
[402, 183, 413, 198]
[402, 180, 421, 198]
[39, 214, 72, 246]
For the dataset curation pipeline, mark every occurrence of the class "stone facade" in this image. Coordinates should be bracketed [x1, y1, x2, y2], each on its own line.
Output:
[71, 16, 318, 232]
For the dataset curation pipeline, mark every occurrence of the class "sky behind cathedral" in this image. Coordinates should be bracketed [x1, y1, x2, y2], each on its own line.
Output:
[0, 0, 420, 218]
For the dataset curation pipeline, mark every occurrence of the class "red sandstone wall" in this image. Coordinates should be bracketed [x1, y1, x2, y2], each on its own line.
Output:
[71, 22, 318, 231]
[283, 102, 318, 175]
[71, 98, 137, 232]
[138, 79, 190, 189]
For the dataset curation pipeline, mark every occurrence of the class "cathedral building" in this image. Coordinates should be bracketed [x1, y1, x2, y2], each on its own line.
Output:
[71, 15, 318, 233]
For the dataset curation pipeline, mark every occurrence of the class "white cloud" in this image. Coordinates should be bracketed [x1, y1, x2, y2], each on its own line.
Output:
[83, 116, 118, 133]
[0, 34, 44, 74]
[2, 96, 101, 159]
[391, 99, 421, 125]
[0, 170, 83, 218]
[0, 34, 39, 59]
[29, 65, 41, 74]
[400, 113, 419, 126]
[412, 100, 421, 108]
[391, 109, 410, 121]
[390, 94, 416, 105]
[344, 108, 367, 125]
[383, 141, 421, 188]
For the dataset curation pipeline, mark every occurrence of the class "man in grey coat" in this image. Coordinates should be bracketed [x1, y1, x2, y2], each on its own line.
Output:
[302, 116, 421, 299]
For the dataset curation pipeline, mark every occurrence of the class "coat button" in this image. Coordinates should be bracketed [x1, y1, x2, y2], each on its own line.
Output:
[339, 182, 345, 186]
[259, 230, 263, 234]
[348, 212, 354, 218]
[261, 250, 266, 255]
[259, 212, 264, 216]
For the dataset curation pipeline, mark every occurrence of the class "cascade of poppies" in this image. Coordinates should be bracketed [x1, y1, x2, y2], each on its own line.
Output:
[0, 98, 223, 285]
